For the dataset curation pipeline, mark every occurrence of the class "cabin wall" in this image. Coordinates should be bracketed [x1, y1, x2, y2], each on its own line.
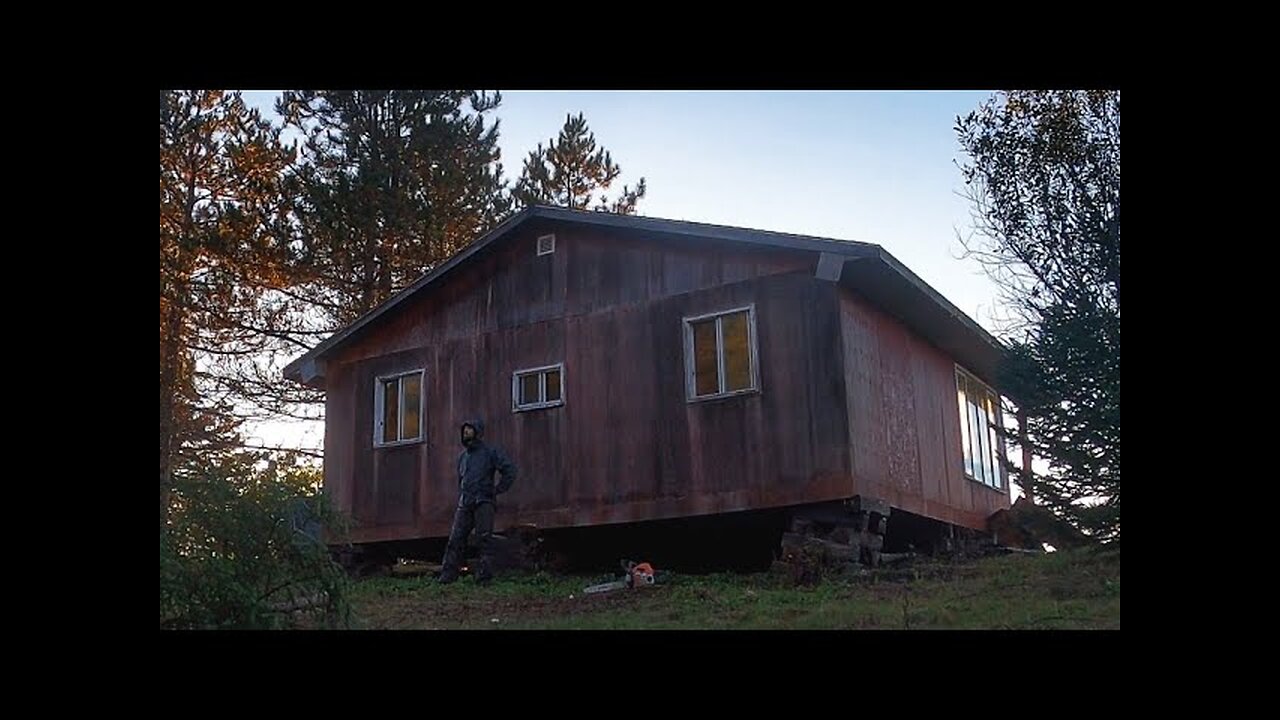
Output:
[324, 228, 850, 541]
[839, 289, 1009, 530]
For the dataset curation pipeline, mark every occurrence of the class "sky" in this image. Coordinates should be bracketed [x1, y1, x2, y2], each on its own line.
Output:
[236, 90, 1023, 488]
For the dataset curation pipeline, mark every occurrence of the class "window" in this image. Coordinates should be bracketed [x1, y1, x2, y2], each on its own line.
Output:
[537, 233, 556, 256]
[683, 305, 759, 401]
[956, 367, 1004, 489]
[512, 363, 564, 412]
[374, 370, 424, 446]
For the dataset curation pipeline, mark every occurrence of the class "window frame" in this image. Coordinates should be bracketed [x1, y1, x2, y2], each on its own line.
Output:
[682, 304, 761, 403]
[512, 362, 566, 412]
[373, 369, 426, 448]
[954, 365, 1006, 491]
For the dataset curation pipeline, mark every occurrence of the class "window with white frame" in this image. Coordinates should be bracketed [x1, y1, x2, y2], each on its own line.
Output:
[512, 363, 564, 411]
[683, 305, 759, 401]
[956, 367, 1004, 489]
[374, 370, 424, 446]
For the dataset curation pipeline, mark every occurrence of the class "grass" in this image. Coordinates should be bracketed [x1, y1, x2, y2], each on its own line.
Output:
[344, 546, 1119, 630]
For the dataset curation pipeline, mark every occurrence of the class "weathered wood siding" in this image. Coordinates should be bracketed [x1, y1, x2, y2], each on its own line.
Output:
[839, 289, 1010, 529]
[323, 227, 854, 541]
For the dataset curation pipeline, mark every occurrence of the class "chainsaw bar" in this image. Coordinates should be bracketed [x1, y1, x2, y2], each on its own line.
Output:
[583, 580, 629, 594]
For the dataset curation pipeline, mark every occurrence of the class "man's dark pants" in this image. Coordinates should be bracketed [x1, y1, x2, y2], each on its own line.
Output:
[440, 499, 495, 582]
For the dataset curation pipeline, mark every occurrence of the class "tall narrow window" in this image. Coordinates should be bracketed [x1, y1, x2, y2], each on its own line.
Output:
[683, 306, 759, 401]
[956, 367, 1005, 489]
[375, 370, 424, 446]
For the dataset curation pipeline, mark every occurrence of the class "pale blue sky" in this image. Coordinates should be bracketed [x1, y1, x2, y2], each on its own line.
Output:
[239, 90, 1011, 464]
[242, 89, 1002, 330]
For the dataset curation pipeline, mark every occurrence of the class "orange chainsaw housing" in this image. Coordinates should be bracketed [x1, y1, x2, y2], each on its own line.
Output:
[630, 563, 656, 586]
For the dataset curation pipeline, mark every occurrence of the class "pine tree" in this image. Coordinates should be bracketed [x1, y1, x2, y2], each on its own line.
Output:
[512, 112, 646, 214]
[160, 90, 297, 526]
[956, 91, 1120, 541]
[279, 91, 511, 327]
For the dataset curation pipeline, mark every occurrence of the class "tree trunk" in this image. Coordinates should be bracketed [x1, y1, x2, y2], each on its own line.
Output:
[159, 276, 187, 529]
[1018, 409, 1035, 504]
[161, 165, 197, 529]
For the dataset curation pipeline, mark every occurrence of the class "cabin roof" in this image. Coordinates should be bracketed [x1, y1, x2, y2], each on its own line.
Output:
[283, 205, 1009, 396]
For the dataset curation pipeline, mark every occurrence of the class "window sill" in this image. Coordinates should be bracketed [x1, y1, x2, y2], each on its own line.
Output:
[374, 437, 424, 449]
[964, 474, 1006, 493]
[686, 387, 760, 404]
[514, 400, 565, 413]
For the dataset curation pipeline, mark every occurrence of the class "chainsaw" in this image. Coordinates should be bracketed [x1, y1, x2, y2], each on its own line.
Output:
[583, 560, 657, 594]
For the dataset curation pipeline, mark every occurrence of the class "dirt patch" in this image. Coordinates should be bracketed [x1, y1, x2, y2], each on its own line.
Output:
[353, 578, 666, 629]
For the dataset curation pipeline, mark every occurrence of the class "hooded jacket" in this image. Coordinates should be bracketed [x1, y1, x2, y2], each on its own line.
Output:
[456, 419, 517, 504]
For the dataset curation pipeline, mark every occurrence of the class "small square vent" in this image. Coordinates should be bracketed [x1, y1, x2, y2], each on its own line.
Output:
[537, 233, 556, 256]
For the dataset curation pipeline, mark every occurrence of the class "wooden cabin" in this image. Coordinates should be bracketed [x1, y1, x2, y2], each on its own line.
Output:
[283, 206, 1012, 550]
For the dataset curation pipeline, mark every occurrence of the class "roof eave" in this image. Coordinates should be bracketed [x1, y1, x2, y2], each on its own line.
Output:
[280, 206, 542, 381]
[280, 206, 1013, 400]
[838, 250, 1015, 400]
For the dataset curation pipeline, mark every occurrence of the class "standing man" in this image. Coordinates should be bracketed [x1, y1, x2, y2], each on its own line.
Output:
[438, 419, 517, 585]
